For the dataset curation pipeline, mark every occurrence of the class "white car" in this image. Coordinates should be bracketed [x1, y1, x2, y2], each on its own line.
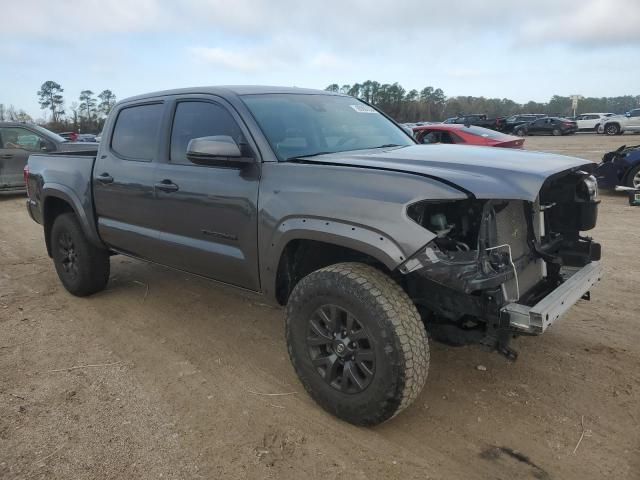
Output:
[575, 113, 615, 132]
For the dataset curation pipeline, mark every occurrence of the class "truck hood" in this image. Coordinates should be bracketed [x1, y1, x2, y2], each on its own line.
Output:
[297, 145, 592, 201]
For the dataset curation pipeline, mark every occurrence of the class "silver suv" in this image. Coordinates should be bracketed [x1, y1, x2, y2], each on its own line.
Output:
[600, 109, 640, 135]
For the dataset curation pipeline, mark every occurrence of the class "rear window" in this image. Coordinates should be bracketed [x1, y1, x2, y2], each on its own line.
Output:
[460, 126, 515, 140]
[111, 103, 163, 160]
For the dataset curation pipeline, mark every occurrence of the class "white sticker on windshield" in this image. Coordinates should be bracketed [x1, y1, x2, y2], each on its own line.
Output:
[350, 104, 378, 113]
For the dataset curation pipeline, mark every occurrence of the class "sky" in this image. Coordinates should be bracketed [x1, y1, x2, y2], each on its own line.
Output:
[2, 0, 640, 120]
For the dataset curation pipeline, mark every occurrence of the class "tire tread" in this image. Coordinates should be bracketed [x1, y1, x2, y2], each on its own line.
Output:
[286, 262, 429, 424]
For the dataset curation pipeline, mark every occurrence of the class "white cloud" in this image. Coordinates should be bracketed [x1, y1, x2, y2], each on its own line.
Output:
[190, 47, 266, 72]
[4, 0, 640, 48]
[189, 40, 348, 73]
[521, 0, 640, 46]
[309, 53, 347, 70]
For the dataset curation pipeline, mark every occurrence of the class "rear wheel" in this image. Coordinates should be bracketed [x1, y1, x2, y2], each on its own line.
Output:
[51, 213, 110, 296]
[552, 128, 561, 136]
[605, 124, 620, 136]
[286, 262, 429, 426]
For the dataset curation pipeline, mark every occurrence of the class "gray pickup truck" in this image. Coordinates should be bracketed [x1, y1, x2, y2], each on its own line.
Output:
[26, 86, 603, 425]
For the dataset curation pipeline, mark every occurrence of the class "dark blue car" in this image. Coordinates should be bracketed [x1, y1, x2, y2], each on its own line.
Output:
[595, 144, 640, 189]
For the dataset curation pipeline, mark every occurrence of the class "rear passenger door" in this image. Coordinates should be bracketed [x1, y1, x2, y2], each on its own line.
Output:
[93, 102, 164, 258]
[151, 97, 261, 290]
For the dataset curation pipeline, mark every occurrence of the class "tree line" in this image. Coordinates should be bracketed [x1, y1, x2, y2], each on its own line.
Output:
[325, 81, 640, 122]
[0, 80, 117, 134]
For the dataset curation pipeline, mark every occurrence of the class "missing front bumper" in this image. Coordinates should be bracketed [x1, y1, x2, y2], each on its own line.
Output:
[502, 261, 603, 334]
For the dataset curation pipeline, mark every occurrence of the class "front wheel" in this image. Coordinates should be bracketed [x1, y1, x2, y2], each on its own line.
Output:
[51, 213, 110, 296]
[286, 263, 429, 426]
[552, 128, 561, 136]
[515, 128, 526, 137]
[605, 124, 620, 136]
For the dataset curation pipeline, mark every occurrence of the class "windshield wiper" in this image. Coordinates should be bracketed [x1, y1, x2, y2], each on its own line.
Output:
[286, 144, 406, 161]
[371, 144, 403, 149]
[286, 151, 334, 161]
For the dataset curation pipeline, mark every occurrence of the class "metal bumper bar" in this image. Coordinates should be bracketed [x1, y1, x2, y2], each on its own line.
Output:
[502, 261, 603, 334]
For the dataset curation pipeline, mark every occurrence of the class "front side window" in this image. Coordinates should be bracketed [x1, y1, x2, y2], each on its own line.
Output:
[0, 127, 45, 151]
[170, 101, 243, 165]
[111, 103, 163, 160]
[242, 94, 414, 161]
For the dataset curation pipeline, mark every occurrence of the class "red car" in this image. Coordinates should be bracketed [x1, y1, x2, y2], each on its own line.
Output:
[413, 124, 525, 148]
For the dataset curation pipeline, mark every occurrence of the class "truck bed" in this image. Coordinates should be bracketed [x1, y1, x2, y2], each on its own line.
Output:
[26, 152, 100, 248]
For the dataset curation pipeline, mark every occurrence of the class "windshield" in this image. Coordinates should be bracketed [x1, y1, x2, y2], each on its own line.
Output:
[241, 93, 414, 161]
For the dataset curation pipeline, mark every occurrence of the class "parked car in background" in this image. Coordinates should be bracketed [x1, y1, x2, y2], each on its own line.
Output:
[0, 122, 98, 193]
[502, 114, 547, 134]
[59, 131, 79, 142]
[517, 117, 577, 136]
[443, 114, 506, 131]
[595, 144, 640, 189]
[601, 109, 640, 135]
[575, 113, 615, 132]
[77, 134, 98, 142]
[25, 86, 602, 426]
[413, 124, 524, 148]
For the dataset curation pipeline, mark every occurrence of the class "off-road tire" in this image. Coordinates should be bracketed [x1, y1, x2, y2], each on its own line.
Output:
[51, 213, 110, 297]
[605, 123, 620, 136]
[286, 262, 429, 426]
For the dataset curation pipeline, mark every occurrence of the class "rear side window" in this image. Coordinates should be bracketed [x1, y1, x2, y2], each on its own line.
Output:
[111, 103, 163, 160]
[170, 101, 243, 165]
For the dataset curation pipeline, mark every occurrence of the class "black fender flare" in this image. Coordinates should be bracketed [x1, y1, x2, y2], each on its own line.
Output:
[42, 183, 104, 254]
[260, 216, 410, 300]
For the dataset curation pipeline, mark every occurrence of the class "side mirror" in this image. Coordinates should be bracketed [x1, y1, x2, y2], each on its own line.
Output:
[186, 136, 252, 165]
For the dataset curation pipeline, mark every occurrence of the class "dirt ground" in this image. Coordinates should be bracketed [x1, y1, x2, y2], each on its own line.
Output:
[1, 134, 639, 480]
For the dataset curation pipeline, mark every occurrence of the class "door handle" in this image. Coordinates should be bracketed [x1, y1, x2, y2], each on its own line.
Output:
[154, 179, 179, 193]
[97, 173, 114, 184]
[1, 154, 13, 159]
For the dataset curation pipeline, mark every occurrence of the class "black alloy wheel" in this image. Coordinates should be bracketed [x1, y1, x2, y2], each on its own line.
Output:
[306, 304, 375, 394]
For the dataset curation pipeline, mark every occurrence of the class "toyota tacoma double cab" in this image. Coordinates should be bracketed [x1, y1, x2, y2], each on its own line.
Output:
[25, 86, 603, 425]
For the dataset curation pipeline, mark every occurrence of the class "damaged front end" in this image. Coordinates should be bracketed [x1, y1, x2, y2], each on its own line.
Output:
[400, 169, 603, 359]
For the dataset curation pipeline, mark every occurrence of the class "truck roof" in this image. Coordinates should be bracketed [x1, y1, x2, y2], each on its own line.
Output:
[120, 85, 342, 104]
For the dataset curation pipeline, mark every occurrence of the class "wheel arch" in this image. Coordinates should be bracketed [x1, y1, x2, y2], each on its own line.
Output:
[263, 218, 407, 305]
[42, 184, 103, 256]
